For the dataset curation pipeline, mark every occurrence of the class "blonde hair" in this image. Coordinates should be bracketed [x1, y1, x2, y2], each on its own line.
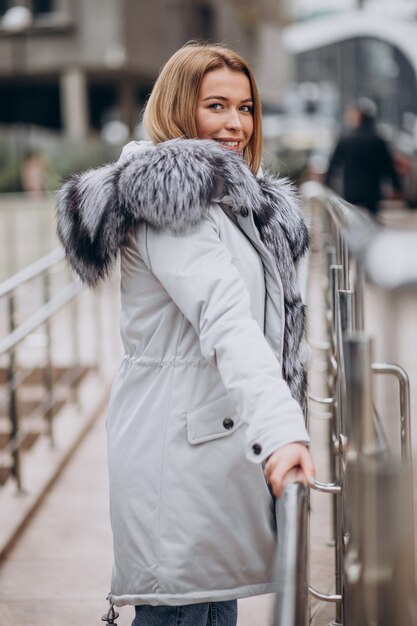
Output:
[143, 43, 262, 173]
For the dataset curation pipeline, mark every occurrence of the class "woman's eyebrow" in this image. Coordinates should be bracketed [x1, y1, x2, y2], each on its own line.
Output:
[202, 95, 254, 102]
[202, 95, 228, 101]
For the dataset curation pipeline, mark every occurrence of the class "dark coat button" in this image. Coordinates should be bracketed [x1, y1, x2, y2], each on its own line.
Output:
[252, 443, 262, 455]
[223, 417, 234, 430]
[240, 208, 249, 217]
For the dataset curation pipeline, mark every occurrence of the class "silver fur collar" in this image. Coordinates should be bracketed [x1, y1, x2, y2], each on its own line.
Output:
[56, 138, 307, 287]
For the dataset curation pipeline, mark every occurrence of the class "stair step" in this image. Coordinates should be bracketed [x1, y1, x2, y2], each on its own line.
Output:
[0, 366, 93, 386]
[0, 466, 11, 487]
[0, 397, 67, 421]
[0, 429, 43, 452]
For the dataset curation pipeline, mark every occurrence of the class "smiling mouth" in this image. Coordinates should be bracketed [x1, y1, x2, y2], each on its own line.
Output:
[214, 139, 241, 150]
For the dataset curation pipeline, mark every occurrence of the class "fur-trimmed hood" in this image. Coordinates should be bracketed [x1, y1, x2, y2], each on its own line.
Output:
[56, 138, 308, 288]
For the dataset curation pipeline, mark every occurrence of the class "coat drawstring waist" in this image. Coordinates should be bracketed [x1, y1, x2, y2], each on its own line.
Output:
[122, 354, 211, 369]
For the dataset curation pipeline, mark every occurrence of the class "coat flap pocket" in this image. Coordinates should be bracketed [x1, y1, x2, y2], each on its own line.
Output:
[186, 395, 242, 445]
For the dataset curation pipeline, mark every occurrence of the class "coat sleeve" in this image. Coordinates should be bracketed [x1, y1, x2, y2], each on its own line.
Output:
[140, 208, 310, 464]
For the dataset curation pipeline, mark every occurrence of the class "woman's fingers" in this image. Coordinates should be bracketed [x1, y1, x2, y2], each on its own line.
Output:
[282, 466, 305, 489]
[264, 443, 316, 498]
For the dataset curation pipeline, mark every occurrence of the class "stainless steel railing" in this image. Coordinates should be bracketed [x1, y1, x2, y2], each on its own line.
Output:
[300, 183, 416, 626]
[0, 248, 106, 492]
[274, 482, 309, 626]
[274, 186, 417, 626]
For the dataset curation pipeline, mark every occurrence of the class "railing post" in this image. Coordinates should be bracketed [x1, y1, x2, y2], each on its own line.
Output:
[274, 483, 309, 626]
[43, 270, 55, 447]
[94, 284, 104, 376]
[342, 333, 373, 624]
[7, 292, 23, 492]
[340, 237, 350, 290]
[70, 281, 80, 406]
[329, 264, 344, 626]
[352, 259, 365, 332]
[331, 289, 354, 626]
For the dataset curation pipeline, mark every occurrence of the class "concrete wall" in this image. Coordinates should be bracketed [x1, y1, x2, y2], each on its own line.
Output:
[0, 0, 293, 135]
[0, 0, 122, 76]
[122, 0, 187, 78]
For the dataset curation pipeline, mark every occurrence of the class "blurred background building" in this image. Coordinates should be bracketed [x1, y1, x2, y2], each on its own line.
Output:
[0, 0, 297, 191]
[1, 0, 417, 201]
[0, 1, 291, 138]
[285, 0, 417, 135]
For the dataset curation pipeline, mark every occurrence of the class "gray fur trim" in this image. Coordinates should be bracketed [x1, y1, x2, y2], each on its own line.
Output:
[253, 174, 309, 404]
[118, 139, 262, 233]
[56, 138, 309, 404]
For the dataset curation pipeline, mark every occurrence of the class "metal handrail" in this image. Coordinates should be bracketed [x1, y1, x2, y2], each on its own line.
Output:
[0, 249, 97, 492]
[311, 478, 342, 494]
[274, 482, 309, 626]
[302, 181, 379, 247]
[0, 248, 64, 299]
[372, 363, 412, 466]
[303, 181, 417, 289]
[300, 181, 416, 625]
[0, 283, 82, 355]
[308, 586, 342, 603]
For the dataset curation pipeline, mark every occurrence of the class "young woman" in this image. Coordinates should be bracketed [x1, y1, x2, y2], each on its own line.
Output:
[57, 43, 315, 626]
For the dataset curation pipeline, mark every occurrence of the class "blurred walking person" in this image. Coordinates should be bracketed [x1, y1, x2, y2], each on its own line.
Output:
[57, 43, 315, 626]
[20, 149, 49, 198]
[325, 98, 402, 217]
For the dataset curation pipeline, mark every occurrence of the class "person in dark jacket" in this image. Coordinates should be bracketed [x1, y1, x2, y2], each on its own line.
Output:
[325, 99, 402, 216]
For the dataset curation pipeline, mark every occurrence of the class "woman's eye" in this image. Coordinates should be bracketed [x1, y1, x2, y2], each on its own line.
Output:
[208, 103, 223, 110]
[240, 105, 253, 113]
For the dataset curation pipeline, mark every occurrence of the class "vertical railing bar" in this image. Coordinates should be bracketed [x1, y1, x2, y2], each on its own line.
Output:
[340, 237, 350, 291]
[70, 272, 80, 406]
[274, 482, 309, 626]
[353, 263, 365, 332]
[329, 264, 344, 625]
[7, 291, 23, 493]
[331, 220, 342, 266]
[43, 270, 55, 447]
[325, 245, 336, 286]
[335, 289, 355, 626]
[94, 284, 104, 377]
[343, 333, 375, 624]
[397, 367, 412, 471]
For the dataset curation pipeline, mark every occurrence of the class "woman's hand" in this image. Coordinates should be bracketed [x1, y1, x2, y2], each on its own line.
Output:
[264, 443, 316, 498]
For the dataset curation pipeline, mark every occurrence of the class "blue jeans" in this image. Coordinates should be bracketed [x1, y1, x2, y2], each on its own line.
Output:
[132, 600, 238, 626]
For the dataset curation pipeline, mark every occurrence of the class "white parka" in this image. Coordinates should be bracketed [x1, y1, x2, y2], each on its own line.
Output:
[56, 139, 310, 607]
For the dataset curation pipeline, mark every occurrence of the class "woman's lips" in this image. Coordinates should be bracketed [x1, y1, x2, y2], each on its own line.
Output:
[213, 139, 242, 151]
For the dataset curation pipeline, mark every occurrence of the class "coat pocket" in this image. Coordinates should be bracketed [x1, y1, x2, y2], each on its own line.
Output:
[186, 395, 243, 445]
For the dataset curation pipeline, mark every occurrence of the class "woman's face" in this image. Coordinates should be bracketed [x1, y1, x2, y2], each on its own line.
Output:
[195, 67, 254, 154]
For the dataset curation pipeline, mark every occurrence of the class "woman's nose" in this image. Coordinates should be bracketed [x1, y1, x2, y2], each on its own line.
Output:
[225, 109, 242, 130]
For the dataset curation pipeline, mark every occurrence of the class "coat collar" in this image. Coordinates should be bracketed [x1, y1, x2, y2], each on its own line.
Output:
[56, 138, 308, 288]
